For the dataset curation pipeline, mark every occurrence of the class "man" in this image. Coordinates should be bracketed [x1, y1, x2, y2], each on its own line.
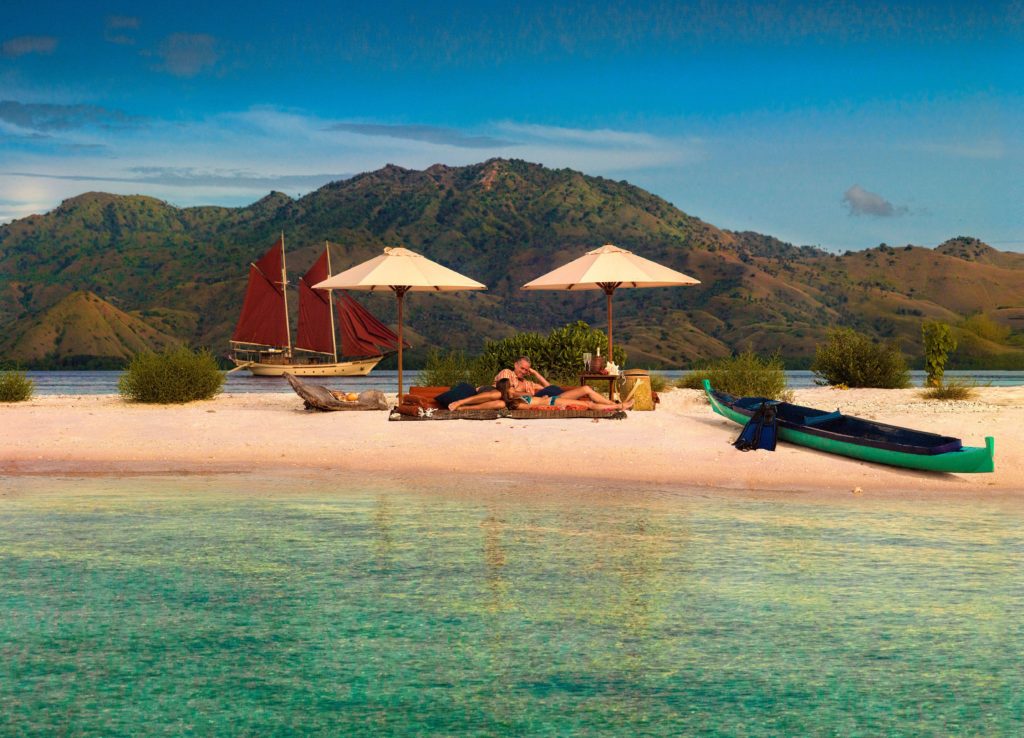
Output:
[494, 356, 621, 406]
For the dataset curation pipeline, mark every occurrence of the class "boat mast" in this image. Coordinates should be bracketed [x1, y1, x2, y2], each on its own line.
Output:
[325, 240, 338, 363]
[280, 232, 293, 356]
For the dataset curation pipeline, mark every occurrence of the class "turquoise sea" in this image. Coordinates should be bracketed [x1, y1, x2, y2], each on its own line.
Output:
[21, 369, 1024, 395]
[1, 474, 1022, 736]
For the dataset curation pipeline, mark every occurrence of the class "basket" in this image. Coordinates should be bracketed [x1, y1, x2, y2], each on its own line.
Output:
[620, 370, 654, 411]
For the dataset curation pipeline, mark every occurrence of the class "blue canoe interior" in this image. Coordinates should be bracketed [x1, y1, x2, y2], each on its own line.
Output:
[703, 380, 995, 473]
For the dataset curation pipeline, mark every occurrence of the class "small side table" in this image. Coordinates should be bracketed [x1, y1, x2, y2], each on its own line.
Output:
[579, 373, 620, 401]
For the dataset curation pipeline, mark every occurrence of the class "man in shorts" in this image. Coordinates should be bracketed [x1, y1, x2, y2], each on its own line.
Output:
[494, 356, 620, 406]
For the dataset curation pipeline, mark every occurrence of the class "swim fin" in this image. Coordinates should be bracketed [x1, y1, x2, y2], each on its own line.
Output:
[757, 402, 777, 451]
[733, 401, 777, 452]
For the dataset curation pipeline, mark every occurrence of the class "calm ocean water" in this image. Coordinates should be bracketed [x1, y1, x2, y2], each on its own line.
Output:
[1, 474, 1021, 736]
[22, 369, 1024, 395]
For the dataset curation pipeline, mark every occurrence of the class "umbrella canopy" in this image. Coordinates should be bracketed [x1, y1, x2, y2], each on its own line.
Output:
[522, 244, 700, 360]
[314, 247, 486, 398]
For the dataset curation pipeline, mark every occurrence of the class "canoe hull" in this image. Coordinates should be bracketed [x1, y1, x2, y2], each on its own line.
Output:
[703, 381, 995, 474]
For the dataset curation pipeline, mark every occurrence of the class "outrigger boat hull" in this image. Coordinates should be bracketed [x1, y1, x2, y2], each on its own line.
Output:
[703, 380, 994, 473]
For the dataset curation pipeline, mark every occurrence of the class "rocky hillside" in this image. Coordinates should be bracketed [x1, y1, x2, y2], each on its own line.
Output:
[1, 159, 1022, 368]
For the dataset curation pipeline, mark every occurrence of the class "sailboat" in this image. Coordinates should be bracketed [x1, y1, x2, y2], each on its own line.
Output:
[229, 235, 404, 376]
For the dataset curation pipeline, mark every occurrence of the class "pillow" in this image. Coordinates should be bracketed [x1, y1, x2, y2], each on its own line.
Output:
[433, 382, 479, 409]
[401, 394, 441, 409]
[409, 386, 450, 399]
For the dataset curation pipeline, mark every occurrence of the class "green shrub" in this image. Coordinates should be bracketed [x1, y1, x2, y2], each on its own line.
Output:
[0, 369, 34, 402]
[677, 351, 790, 399]
[419, 349, 488, 388]
[919, 377, 979, 401]
[961, 313, 1010, 342]
[479, 321, 627, 386]
[812, 328, 910, 388]
[648, 372, 669, 393]
[119, 346, 224, 403]
[922, 321, 957, 387]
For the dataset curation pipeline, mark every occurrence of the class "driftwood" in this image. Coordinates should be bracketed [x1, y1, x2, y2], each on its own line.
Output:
[284, 373, 388, 412]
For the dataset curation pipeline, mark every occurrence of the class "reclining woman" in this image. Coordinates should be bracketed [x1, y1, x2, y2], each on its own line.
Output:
[449, 378, 633, 412]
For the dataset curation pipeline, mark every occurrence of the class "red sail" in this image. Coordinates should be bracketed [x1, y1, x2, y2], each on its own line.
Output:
[295, 250, 335, 356]
[231, 238, 289, 347]
[336, 291, 408, 357]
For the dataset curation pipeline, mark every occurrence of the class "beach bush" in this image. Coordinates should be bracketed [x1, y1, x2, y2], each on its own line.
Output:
[0, 368, 34, 402]
[812, 328, 910, 388]
[922, 321, 957, 387]
[478, 321, 627, 386]
[648, 372, 669, 393]
[676, 351, 790, 399]
[961, 313, 1010, 343]
[919, 378, 979, 401]
[419, 349, 488, 388]
[118, 346, 225, 404]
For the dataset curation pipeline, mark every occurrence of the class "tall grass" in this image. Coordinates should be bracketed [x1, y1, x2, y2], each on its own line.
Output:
[118, 346, 224, 404]
[677, 351, 790, 399]
[919, 378, 980, 401]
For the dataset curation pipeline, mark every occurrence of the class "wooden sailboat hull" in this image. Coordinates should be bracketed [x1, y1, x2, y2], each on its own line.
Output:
[236, 356, 383, 377]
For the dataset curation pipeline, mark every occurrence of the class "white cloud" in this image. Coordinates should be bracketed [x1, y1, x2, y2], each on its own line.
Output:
[0, 106, 706, 220]
[153, 34, 220, 77]
[842, 185, 908, 217]
[911, 140, 1007, 160]
[105, 15, 140, 45]
[496, 122, 662, 148]
[2, 36, 58, 57]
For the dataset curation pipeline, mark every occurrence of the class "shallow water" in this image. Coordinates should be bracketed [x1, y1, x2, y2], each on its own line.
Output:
[1, 475, 1022, 736]
[22, 369, 1024, 394]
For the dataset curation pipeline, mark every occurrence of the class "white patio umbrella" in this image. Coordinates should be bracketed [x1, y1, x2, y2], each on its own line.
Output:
[522, 244, 700, 361]
[314, 246, 487, 399]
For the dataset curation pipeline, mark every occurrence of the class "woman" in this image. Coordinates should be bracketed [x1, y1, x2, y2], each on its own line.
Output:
[449, 379, 633, 412]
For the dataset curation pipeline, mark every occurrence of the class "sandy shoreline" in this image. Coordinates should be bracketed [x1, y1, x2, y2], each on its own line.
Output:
[1, 385, 1020, 500]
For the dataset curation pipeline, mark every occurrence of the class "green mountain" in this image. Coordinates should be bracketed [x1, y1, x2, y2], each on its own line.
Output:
[1, 159, 1022, 369]
[3, 290, 183, 368]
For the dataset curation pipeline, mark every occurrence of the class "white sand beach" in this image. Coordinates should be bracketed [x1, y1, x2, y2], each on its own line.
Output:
[1, 386, 1020, 500]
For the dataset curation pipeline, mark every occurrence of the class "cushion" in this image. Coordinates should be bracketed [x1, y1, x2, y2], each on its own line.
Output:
[433, 382, 479, 409]
[409, 386, 450, 399]
[401, 394, 442, 409]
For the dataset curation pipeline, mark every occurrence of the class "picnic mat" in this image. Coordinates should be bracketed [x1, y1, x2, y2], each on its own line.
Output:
[389, 407, 627, 421]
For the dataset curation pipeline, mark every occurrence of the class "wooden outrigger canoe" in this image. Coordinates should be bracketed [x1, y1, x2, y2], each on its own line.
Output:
[703, 380, 995, 473]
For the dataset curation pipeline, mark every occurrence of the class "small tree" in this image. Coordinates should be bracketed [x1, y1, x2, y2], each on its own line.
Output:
[812, 328, 910, 388]
[479, 321, 626, 386]
[119, 346, 224, 403]
[922, 321, 957, 387]
[0, 368, 34, 402]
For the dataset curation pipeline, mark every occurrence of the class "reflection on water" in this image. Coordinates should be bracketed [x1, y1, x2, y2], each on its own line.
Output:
[1, 475, 1022, 736]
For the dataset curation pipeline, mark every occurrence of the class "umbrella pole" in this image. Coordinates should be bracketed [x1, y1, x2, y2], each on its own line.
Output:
[601, 283, 618, 361]
[394, 286, 410, 400]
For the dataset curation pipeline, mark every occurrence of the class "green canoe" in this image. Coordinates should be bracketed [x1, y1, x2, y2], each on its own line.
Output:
[704, 380, 995, 473]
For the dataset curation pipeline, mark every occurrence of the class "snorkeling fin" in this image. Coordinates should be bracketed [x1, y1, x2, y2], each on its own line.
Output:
[733, 402, 778, 452]
[757, 402, 777, 451]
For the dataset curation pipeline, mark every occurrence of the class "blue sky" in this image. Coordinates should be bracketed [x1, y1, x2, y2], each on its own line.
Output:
[1, 0, 1022, 251]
